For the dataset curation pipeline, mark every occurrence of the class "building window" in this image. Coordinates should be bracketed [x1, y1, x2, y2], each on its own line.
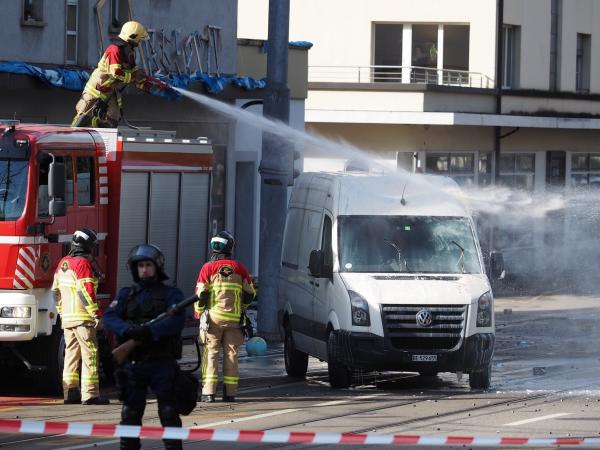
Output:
[576, 33, 591, 93]
[498, 153, 535, 191]
[478, 153, 493, 187]
[22, 0, 44, 25]
[443, 25, 470, 84]
[571, 153, 600, 189]
[412, 24, 438, 83]
[76, 156, 95, 206]
[426, 153, 475, 186]
[65, 0, 78, 65]
[502, 25, 520, 89]
[110, 0, 130, 31]
[373, 23, 403, 82]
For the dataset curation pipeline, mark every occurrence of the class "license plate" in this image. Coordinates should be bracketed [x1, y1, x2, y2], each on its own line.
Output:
[412, 354, 438, 362]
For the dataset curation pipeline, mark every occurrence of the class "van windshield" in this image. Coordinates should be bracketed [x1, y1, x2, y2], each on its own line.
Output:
[338, 216, 482, 274]
[0, 159, 28, 221]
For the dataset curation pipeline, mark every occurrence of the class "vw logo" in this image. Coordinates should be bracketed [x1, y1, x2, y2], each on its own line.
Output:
[415, 309, 433, 327]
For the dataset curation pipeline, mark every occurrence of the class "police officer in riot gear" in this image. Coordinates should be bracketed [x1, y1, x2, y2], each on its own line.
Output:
[103, 244, 185, 450]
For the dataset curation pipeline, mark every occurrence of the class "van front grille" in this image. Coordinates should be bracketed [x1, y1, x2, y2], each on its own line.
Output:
[381, 304, 467, 350]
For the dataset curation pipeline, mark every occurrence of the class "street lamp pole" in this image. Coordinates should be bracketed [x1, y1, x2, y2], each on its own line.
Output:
[257, 0, 291, 337]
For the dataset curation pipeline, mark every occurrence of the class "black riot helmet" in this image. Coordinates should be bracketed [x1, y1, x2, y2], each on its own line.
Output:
[127, 243, 168, 282]
[210, 230, 235, 255]
[70, 228, 98, 255]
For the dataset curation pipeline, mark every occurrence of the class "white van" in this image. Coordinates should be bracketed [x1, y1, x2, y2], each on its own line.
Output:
[278, 171, 504, 390]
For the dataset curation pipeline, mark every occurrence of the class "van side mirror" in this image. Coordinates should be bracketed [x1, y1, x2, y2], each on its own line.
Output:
[309, 250, 333, 279]
[490, 251, 505, 280]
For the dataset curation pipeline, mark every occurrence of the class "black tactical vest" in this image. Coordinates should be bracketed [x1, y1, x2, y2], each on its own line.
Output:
[123, 283, 182, 360]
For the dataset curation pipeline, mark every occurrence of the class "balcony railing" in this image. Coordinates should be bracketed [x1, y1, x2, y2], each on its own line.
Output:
[308, 65, 495, 89]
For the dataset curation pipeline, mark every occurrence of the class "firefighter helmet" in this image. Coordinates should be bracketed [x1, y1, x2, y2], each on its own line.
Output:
[118, 21, 149, 45]
[71, 228, 98, 254]
[210, 230, 235, 254]
[127, 243, 168, 282]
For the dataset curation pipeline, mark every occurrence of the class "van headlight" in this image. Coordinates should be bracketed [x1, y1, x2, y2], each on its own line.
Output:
[349, 290, 370, 326]
[0, 306, 31, 318]
[476, 291, 492, 327]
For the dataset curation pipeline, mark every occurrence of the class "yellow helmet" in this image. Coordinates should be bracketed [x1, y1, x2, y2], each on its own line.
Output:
[118, 21, 149, 45]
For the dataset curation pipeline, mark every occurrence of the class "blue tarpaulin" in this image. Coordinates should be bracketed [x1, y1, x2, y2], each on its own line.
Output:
[0, 61, 89, 91]
[0, 61, 267, 99]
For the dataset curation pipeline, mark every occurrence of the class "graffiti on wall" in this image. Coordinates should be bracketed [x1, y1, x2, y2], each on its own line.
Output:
[94, 0, 223, 76]
[139, 26, 223, 76]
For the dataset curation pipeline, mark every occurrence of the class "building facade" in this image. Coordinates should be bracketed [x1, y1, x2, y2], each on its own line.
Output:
[239, 0, 600, 288]
[0, 0, 310, 276]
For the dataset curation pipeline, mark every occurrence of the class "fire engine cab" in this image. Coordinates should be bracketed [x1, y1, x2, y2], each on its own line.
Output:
[0, 120, 212, 392]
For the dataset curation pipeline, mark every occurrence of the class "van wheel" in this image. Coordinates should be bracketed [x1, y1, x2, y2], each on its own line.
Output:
[284, 327, 308, 378]
[469, 363, 492, 390]
[327, 332, 351, 389]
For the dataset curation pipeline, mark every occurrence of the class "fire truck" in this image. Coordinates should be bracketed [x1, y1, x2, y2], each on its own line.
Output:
[0, 121, 212, 392]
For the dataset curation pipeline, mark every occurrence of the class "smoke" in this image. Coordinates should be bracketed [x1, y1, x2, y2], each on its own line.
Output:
[175, 88, 600, 295]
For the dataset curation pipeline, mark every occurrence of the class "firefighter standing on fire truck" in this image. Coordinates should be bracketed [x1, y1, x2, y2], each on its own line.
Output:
[71, 20, 169, 128]
[195, 231, 256, 402]
[52, 228, 109, 405]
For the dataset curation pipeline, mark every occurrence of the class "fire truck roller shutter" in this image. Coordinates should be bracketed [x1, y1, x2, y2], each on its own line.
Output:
[117, 171, 210, 295]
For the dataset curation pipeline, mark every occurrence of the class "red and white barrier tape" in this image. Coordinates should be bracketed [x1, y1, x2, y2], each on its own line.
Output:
[0, 419, 596, 447]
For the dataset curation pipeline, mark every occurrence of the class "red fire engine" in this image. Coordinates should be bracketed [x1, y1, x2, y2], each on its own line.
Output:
[0, 120, 212, 392]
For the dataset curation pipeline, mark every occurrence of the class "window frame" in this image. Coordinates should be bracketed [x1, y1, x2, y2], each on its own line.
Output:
[75, 155, 96, 206]
[498, 153, 536, 191]
[425, 152, 476, 186]
[21, 0, 45, 27]
[65, 0, 79, 65]
[571, 153, 600, 189]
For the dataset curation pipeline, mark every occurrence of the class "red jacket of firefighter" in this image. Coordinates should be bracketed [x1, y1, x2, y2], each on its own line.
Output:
[52, 256, 101, 328]
[83, 41, 153, 108]
[194, 260, 256, 322]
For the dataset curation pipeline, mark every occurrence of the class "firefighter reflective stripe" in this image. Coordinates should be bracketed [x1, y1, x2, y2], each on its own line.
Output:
[223, 376, 239, 385]
[83, 84, 110, 102]
[108, 64, 133, 83]
[62, 372, 80, 382]
[53, 256, 99, 327]
[77, 278, 100, 317]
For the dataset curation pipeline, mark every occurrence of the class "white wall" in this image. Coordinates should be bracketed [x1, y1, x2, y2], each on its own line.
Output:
[504, 0, 552, 90]
[238, 0, 497, 83]
[559, 0, 600, 93]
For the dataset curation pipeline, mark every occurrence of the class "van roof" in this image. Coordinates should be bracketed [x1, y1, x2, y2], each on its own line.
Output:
[295, 171, 471, 217]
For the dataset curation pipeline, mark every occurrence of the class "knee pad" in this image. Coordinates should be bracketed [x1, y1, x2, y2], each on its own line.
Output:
[158, 403, 180, 426]
[121, 405, 142, 425]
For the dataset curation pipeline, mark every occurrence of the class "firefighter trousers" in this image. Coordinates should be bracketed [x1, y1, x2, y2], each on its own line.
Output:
[201, 320, 244, 396]
[63, 324, 100, 401]
[72, 92, 120, 128]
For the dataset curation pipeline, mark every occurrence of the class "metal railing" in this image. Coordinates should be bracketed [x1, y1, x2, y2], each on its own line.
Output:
[308, 65, 495, 89]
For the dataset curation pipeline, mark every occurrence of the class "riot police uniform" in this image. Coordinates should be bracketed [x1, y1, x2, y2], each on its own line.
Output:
[103, 244, 185, 450]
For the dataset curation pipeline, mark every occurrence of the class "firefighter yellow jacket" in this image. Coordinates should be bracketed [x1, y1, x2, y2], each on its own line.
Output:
[52, 256, 100, 329]
[195, 259, 256, 324]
